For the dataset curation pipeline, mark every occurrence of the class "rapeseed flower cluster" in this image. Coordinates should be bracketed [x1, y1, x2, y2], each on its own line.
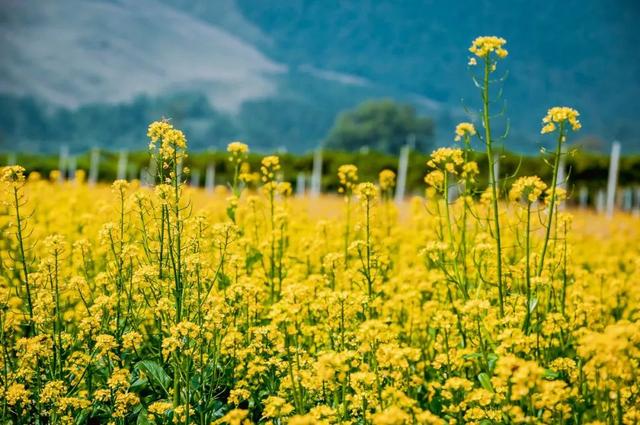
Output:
[1, 35, 636, 425]
[454, 122, 476, 141]
[541, 106, 582, 134]
[469, 36, 508, 59]
[509, 176, 547, 204]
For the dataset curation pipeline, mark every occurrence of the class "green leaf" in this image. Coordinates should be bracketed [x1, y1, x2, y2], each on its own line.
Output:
[477, 372, 494, 392]
[226, 205, 236, 222]
[135, 360, 171, 396]
[487, 353, 498, 370]
[76, 408, 91, 424]
[543, 369, 560, 379]
[130, 376, 148, 392]
[137, 409, 151, 425]
[218, 272, 232, 289]
[245, 246, 263, 270]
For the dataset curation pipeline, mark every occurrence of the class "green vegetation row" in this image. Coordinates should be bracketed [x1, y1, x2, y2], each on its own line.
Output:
[10, 148, 640, 195]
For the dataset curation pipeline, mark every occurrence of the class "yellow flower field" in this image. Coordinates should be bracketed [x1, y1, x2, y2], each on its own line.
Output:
[1, 36, 639, 425]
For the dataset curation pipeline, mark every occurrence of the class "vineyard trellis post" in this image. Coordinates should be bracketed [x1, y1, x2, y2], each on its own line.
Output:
[89, 147, 100, 186]
[606, 141, 621, 217]
[117, 149, 128, 180]
[296, 172, 306, 197]
[395, 144, 410, 204]
[205, 164, 215, 193]
[310, 147, 323, 197]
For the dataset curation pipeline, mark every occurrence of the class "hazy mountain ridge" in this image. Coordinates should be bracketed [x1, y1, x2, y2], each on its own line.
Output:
[235, 0, 640, 151]
[0, 0, 638, 154]
[0, 0, 284, 112]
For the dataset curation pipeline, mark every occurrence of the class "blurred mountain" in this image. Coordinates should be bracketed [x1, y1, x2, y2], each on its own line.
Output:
[0, 0, 638, 154]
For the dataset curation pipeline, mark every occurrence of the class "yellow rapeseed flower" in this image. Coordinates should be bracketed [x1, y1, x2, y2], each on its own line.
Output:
[541, 106, 581, 134]
[469, 36, 508, 59]
[454, 122, 477, 141]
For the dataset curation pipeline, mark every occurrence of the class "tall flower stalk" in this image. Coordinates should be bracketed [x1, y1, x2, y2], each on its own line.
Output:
[537, 107, 581, 276]
[469, 36, 509, 316]
[509, 176, 547, 332]
[1, 166, 35, 336]
[147, 120, 190, 408]
[424, 147, 467, 298]
[455, 122, 479, 293]
[226, 142, 249, 223]
[260, 155, 283, 302]
[338, 165, 358, 269]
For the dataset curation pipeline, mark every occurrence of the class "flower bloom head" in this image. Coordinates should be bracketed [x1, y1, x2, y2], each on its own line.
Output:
[262, 396, 294, 419]
[378, 169, 396, 191]
[260, 155, 280, 183]
[545, 186, 567, 205]
[509, 176, 547, 204]
[111, 179, 130, 195]
[338, 164, 358, 195]
[147, 119, 187, 161]
[277, 181, 292, 197]
[469, 36, 508, 59]
[27, 171, 41, 182]
[1, 165, 26, 186]
[461, 161, 479, 182]
[356, 182, 379, 202]
[424, 170, 444, 190]
[213, 409, 251, 425]
[122, 331, 143, 351]
[427, 148, 464, 175]
[5, 383, 30, 406]
[148, 401, 173, 417]
[227, 141, 249, 164]
[454, 122, 477, 142]
[541, 107, 581, 134]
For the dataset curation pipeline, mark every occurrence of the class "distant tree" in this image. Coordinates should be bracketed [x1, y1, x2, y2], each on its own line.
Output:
[325, 99, 434, 154]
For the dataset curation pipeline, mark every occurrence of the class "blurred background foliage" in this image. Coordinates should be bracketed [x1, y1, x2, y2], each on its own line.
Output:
[11, 147, 640, 196]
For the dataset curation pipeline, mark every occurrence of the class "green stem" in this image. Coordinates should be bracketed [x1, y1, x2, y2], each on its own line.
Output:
[365, 197, 372, 299]
[524, 203, 532, 333]
[482, 58, 504, 316]
[13, 187, 35, 336]
[537, 122, 564, 276]
[344, 196, 351, 270]
[443, 172, 465, 298]
[561, 222, 568, 316]
[269, 190, 276, 301]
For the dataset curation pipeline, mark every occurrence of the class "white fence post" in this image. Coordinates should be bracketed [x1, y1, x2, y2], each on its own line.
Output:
[68, 156, 77, 182]
[296, 172, 306, 197]
[622, 188, 632, 212]
[139, 168, 149, 187]
[395, 145, 410, 204]
[596, 189, 605, 214]
[557, 146, 567, 210]
[606, 141, 621, 218]
[89, 147, 100, 186]
[205, 164, 215, 193]
[578, 186, 588, 209]
[117, 149, 128, 181]
[310, 148, 323, 198]
[58, 145, 69, 182]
